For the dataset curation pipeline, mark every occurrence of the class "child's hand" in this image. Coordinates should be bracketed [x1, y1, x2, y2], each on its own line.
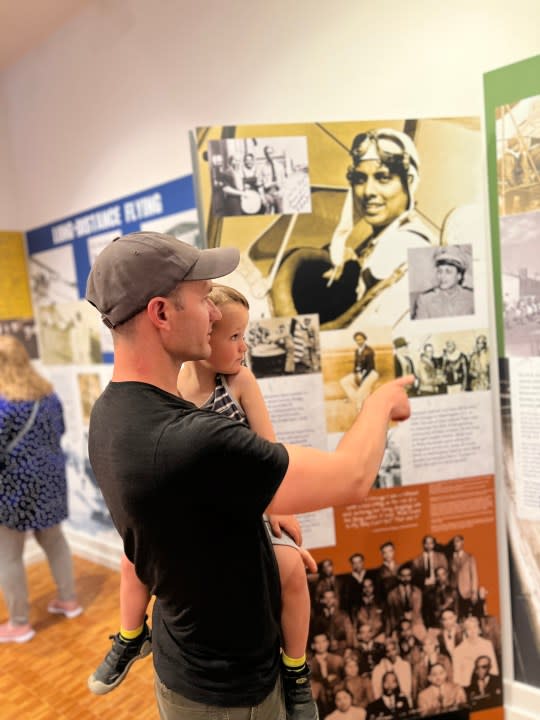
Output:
[297, 545, 318, 574]
[267, 514, 302, 545]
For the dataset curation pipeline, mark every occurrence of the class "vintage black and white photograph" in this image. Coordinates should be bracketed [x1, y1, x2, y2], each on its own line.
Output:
[391, 330, 490, 397]
[28, 245, 79, 308]
[409, 244, 474, 321]
[207, 135, 311, 217]
[246, 313, 320, 379]
[306, 522, 502, 719]
[374, 427, 402, 490]
[319, 325, 393, 434]
[35, 300, 102, 366]
[496, 95, 540, 217]
[499, 209, 540, 357]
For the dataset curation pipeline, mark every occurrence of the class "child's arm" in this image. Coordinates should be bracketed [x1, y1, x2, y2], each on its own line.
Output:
[228, 365, 276, 441]
[229, 366, 317, 570]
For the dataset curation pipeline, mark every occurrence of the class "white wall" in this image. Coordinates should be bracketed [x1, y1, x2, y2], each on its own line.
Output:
[0, 85, 19, 227]
[1, 0, 539, 715]
[1, 0, 540, 229]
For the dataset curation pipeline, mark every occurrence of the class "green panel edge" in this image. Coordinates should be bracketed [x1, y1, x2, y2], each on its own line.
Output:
[483, 54, 540, 357]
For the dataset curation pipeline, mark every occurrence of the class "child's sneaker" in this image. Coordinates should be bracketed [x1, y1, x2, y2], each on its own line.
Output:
[281, 664, 319, 720]
[0, 621, 35, 643]
[87, 620, 152, 695]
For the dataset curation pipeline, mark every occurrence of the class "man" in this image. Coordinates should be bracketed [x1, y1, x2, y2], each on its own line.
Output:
[374, 541, 400, 599]
[468, 334, 490, 390]
[424, 566, 458, 630]
[450, 534, 479, 619]
[85, 232, 412, 719]
[453, 615, 499, 689]
[397, 618, 422, 663]
[258, 144, 287, 214]
[385, 563, 424, 638]
[411, 633, 453, 704]
[371, 638, 412, 704]
[354, 576, 386, 640]
[326, 688, 366, 720]
[340, 331, 379, 411]
[220, 154, 248, 216]
[466, 655, 503, 710]
[355, 623, 386, 678]
[392, 338, 418, 395]
[338, 552, 369, 621]
[309, 631, 345, 716]
[311, 589, 355, 653]
[366, 671, 410, 720]
[311, 557, 339, 605]
[417, 662, 466, 716]
[437, 608, 464, 660]
[411, 535, 448, 592]
[442, 341, 469, 394]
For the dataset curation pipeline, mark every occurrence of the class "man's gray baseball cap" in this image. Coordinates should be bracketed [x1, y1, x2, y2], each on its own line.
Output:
[86, 232, 240, 328]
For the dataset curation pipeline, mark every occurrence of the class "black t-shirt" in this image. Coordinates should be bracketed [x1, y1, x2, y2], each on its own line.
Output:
[88, 382, 289, 706]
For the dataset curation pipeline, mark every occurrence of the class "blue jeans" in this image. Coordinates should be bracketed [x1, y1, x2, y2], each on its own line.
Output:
[154, 673, 285, 720]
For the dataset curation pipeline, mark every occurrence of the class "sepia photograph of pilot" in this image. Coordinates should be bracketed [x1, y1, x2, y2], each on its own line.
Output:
[320, 324, 394, 434]
[409, 245, 475, 321]
[194, 117, 483, 337]
[206, 135, 311, 217]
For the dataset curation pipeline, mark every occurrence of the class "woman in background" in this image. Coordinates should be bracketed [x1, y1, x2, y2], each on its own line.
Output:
[0, 336, 81, 643]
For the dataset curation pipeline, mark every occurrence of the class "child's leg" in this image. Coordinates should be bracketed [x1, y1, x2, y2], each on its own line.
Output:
[273, 542, 319, 719]
[87, 553, 152, 695]
[274, 544, 311, 660]
[119, 553, 151, 637]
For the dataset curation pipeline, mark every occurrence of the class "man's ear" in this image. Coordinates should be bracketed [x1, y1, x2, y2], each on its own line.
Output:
[147, 297, 168, 327]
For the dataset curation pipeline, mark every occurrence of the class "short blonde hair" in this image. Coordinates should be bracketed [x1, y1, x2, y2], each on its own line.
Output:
[0, 335, 53, 401]
[210, 284, 249, 310]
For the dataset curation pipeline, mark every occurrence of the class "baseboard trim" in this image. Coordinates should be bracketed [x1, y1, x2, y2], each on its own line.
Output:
[504, 679, 540, 719]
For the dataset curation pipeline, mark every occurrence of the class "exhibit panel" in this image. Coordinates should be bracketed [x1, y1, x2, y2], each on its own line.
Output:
[484, 53, 540, 692]
[191, 117, 504, 720]
[19, 176, 197, 546]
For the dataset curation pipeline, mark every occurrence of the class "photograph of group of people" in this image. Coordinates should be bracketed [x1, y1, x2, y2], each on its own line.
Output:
[499, 210, 540, 357]
[393, 330, 490, 397]
[245, 313, 321, 379]
[206, 136, 311, 217]
[306, 533, 502, 719]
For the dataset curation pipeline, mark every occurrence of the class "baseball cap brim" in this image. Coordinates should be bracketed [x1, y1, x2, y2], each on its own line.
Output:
[185, 246, 240, 281]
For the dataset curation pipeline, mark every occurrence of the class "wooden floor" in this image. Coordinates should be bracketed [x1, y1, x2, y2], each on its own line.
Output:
[0, 556, 157, 720]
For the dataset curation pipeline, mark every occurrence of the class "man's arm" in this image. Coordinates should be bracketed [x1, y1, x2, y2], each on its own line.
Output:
[267, 375, 413, 515]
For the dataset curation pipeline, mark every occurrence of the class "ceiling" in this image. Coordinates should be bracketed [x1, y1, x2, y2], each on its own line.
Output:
[0, 0, 92, 73]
